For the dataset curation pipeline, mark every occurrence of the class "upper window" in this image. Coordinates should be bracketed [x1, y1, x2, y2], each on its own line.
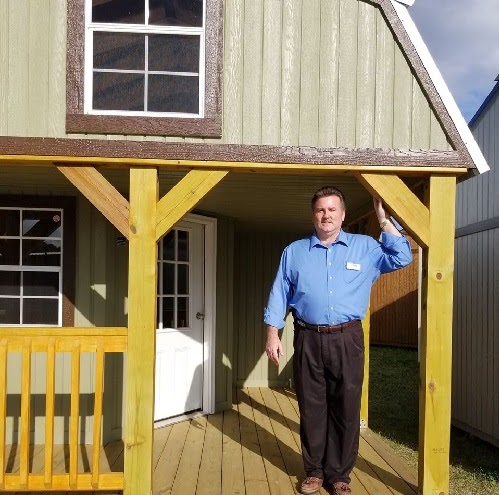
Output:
[67, 0, 223, 136]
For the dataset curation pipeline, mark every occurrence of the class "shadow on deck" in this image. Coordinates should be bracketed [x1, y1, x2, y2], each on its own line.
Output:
[8, 387, 418, 494]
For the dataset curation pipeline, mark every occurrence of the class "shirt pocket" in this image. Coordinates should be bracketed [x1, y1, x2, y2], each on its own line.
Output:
[343, 258, 368, 283]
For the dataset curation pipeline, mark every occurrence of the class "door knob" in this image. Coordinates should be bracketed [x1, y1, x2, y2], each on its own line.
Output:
[196, 312, 205, 320]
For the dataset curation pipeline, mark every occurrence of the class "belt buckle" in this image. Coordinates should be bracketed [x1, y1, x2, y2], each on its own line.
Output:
[316, 325, 323, 333]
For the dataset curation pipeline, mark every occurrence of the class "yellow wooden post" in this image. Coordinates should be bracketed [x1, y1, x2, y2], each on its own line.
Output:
[125, 167, 158, 495]
[419, 175, 456, 495]
[360, 307, 370, 428]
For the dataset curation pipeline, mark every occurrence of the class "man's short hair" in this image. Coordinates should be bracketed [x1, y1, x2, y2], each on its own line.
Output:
[311, 186, 346, 211]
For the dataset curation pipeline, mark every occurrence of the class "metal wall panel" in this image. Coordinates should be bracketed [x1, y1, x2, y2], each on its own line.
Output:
[453, 89, 499, 446]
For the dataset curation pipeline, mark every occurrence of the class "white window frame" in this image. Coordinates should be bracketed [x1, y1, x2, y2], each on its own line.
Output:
[83, 0, 206, 118]
[0, 207, 64, 327]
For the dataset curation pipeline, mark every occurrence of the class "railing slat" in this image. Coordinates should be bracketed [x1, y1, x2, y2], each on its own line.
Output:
[91, 347, 105, 488]
[0, 339, 7, 489]
[20, 341, 32, 488]
[69, 342, 81, 489]
[44, 340, 56, 488]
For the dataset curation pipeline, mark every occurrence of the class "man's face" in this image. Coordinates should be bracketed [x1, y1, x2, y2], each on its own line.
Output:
[312, 195, 345, 239]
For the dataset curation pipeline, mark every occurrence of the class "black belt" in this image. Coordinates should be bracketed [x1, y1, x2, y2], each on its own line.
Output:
[294, 317, 360, 334]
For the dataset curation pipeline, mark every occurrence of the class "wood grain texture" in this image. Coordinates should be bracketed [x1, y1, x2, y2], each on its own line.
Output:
[69, 342, 81, 489]
[280, 0, 302, 146]
[318, 0, 339, 147]
[0, 1, 8, 135]
[299, 0, 320, 146]
[262, 0, 282, 145]
[156, 170, 228, 240]
[125, 167, 158, 495]
[374, 10, 394, 148]
[0, 136, 472, 169]
[44, 341, 56, 487]
[419, 176, 456, 495]
[0, 340, 6, 489]
[57, 165, 130, 238]
[336, 0, 358, 148]
[356, 1, 376, 148]
[243, 0, 263, 144]
[223, 0, 245, 144]
[356, 173, 431, 248]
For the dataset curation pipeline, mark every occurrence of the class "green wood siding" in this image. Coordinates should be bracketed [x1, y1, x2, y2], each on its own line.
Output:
[0, 0, 452, 151]
[234, 232, 298, 387]
[2, 188, 235, 442]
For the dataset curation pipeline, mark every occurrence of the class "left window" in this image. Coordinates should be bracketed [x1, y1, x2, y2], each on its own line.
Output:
[0, 199, 76, 327]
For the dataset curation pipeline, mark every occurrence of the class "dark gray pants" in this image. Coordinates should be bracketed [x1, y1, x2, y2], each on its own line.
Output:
[293, 321, 364, 484]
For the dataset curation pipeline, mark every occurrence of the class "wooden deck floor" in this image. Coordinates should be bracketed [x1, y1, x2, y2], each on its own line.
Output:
[8, 388, 418, 494]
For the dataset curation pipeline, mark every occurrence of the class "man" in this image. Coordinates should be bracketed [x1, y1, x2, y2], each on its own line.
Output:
[264, 186, 412, 495]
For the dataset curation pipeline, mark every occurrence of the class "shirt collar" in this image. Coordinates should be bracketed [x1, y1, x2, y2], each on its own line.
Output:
[309, 229, 349, 249]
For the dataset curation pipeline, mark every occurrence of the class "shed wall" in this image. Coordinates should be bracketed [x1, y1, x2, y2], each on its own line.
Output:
[0, 0, 452, 151]
[3, 191, 235, 443]
[233, 231, 298, 387]
[453, 89, 499, 446]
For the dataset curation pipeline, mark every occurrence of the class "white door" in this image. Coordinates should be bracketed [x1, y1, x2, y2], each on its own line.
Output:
[154, 221, 204, 421]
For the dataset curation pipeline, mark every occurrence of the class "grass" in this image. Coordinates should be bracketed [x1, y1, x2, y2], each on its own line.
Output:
[369, 346, 499, 495]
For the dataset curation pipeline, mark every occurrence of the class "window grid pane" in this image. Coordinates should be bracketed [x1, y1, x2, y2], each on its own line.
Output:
[157, 229, 191, 329]
[88, 0, 205, 116]
[0, 207, 63, 327]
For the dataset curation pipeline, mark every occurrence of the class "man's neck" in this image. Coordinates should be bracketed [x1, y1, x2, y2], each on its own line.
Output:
[316, 229, 341, 247]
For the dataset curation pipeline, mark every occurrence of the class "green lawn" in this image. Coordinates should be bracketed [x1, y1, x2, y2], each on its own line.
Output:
[369, 346, 499, 495]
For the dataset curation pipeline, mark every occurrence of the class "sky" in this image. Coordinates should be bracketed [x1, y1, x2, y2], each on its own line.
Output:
[409, 0, 499, 122]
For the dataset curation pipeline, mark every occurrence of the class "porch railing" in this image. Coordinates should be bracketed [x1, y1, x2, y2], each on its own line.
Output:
[0, 327, 127, 492]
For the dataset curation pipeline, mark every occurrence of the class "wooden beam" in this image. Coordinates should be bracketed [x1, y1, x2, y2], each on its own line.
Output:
[355, 173, 431, 248]
[419, 176, 456, 495]
[360, 308, 370, 428]
[156, 170, 228, 240]
[124, 167, 158, 495]
[57, 165, 130, 239]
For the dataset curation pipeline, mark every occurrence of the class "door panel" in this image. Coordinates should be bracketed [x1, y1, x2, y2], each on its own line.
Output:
[154, 221, 204, 421]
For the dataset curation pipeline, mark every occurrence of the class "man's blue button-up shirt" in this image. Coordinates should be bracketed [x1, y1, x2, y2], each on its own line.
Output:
[264, 229, 413, 329]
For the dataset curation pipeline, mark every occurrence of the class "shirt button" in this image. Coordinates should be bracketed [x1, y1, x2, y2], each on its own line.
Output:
[329, 291, 333, 294]
[330, 307, 333, 310]
[329, 276, 332, 280]
[328, 262, 332, 266]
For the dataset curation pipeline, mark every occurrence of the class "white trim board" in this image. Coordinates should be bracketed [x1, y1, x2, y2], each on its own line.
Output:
[391, 0, 490, 174]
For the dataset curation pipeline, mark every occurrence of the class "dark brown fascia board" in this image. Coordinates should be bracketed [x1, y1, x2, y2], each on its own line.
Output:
[0, 136, 470, 170]
[374, 0, 475, 169]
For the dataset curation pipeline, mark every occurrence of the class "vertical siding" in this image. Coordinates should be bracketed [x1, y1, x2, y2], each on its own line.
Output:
[355, 1, 376, 148]
[453, 230, 499, 446]
[215, 216, 235, 411]
[0, 0, 452, 150]
[234, 232, 296, 387]
[453, 90, 499, 446]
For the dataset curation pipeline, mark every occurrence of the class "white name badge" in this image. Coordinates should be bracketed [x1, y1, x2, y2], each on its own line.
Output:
[346, 262, 361, 271]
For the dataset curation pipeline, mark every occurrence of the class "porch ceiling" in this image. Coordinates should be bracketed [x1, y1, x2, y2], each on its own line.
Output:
[0, 165, 419, 233]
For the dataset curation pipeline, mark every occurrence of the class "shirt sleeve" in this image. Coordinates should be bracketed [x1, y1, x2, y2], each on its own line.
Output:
[264, 248, 292, 329]
[371, 232, 413, 274]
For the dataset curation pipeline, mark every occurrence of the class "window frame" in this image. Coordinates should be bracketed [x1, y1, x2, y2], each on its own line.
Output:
[0, 196, 76, 327]
[66, 0, 223, 137]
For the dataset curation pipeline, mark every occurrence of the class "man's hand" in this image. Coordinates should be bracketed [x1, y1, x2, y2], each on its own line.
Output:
[266, 326, 284, 365]
[373, 197, 402, 236]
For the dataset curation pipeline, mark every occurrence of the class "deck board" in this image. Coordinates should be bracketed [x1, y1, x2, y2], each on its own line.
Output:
[7, 388, 417, 494]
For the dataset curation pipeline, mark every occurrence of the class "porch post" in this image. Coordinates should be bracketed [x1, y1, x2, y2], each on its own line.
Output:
[419, 175, 456, 495]
[125, 167, 158, 495]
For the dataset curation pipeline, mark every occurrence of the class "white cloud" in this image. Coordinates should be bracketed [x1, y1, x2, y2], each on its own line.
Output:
[410, 0, 499, 121]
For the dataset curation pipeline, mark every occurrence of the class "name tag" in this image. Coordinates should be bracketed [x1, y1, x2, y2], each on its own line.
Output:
[346, 262, 361, 271]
